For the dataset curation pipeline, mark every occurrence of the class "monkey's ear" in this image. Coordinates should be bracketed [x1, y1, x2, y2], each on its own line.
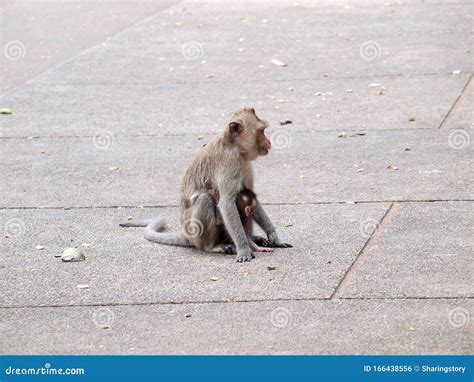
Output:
[229, 120, 243, 137]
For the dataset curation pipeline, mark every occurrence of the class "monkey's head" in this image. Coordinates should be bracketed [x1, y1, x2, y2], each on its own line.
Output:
[228, 107, 272, 161]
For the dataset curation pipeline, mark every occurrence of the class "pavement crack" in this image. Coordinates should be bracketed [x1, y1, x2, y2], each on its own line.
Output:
[1, 294, 472, 310]
[438, 74, 473, 128]
[330, 202, 401, 300]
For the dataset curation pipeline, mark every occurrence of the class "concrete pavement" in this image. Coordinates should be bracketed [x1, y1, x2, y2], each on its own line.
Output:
[0, 0, 472, 354]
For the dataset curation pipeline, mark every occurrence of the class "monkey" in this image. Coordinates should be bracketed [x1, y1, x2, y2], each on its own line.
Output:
[120, 107, 292, 262]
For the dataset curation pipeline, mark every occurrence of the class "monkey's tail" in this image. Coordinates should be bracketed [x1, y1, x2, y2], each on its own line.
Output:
[119, 218, 193, 247]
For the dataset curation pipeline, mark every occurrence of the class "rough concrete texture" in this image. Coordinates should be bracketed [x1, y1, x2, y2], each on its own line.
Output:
[1, 130, 472, 208]
[1, 299, 472, 355]
[0, 204, 389, 307]
[0, 0, 472, 355]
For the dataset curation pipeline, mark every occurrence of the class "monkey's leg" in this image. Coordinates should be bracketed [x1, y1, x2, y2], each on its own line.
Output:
[251, 201, 293, 248]
[242, 214, 273, 252]
[189, 191, 226, 253]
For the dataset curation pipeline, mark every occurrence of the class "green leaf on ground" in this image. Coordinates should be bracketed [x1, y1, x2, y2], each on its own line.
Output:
[61, 247, 86, 262]
[0, 108, 12, 114]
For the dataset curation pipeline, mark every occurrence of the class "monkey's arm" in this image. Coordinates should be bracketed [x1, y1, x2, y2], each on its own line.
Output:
[217, 181, 254, 262]
[219, 196, 254, 262]
[252, 201, 293, 248]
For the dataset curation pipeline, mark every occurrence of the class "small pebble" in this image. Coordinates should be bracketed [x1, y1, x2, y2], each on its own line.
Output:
[271, 58, 287, 67]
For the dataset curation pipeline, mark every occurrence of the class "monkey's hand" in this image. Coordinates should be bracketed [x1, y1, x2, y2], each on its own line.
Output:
[267, 232, 293, 248]
[236, 249, 255, 263]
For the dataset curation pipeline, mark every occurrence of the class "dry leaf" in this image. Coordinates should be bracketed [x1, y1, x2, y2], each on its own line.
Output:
[338, 132, 346, 138]
[267, 266, 277, 271]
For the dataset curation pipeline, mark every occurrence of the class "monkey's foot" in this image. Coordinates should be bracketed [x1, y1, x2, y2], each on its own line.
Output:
[251, 235, 293, 248]
[217, 244, 236, 255]
[272, 242, 293, 248]
[249, 241, 274, 252]
[236, 251, 255, 262]
[255, 247, 274, 252]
